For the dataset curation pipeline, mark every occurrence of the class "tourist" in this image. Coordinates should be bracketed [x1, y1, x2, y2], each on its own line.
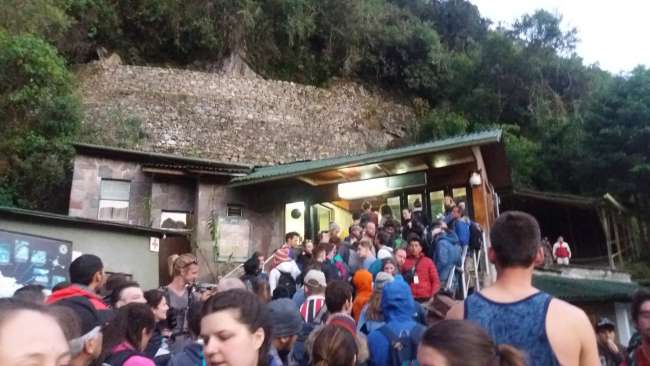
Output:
[48, 254, 108, 309]
[167, 301, 204, 366]
[379, 204, 394, 228]
[394, 247, 407, 270]
[402, 208, 425, 242]
[102, 303, 156, 366]
[621, 290, 650, 366]
[447, 211, 599, 366]
[13, 283, 46, 303]
[325, 280, 354, 320]
[241, 253, 264, 290]
[360, 201, 379, 227]
[253, 277, 272, 304]
[163, 253, 200, 352]
[268, 298, 305, 365]
[200, 289, 272, 366]
[553, 236, 572, 265]
[268, 248, 301, 296]
[449, 206, 471, 247]
[296, 240, 314, 271]
[310, 324, 358, 366]
[595, 317, 626, 366]
[329, 222, 342, 240]
[417, 320, 525, 366]
[357, 238, 376, 270]
[109, 281, 147, 308]
[381, 257, 399, 277]
[55, 296, 112, 366]
[299, 270, 327, 324]
[376, 230, 394, 261]
[143, 289, 171, 362]
[402, 235, 440, 302]
[357, 271, 393, 335]
[0, 298, 71, 366]
[352, 269, 373, 322]
[314, 242, 341, 281]
[411, 198, 430, 229]
[217, 277, 247, 292]
[430, 222, 462, 289]
[284, 232, 301, 260]
[367, 279, 424, 366]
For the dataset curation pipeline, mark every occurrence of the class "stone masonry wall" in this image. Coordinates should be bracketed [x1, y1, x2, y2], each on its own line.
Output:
[76, 64, 417, 165]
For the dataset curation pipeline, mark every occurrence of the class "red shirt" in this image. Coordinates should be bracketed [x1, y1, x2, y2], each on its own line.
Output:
[402, 254, 440, 300]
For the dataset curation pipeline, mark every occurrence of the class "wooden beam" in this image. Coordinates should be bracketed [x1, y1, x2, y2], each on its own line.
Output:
[599, 208, 615, 269]
[612, 213, 624, 266]
[142, 167, 187, 176]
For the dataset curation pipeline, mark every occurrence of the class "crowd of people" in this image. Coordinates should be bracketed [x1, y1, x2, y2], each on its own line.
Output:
[1, 200, 649, 366]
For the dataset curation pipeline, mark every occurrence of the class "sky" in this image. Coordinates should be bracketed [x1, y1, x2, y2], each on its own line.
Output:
[469, 0, 650, 74]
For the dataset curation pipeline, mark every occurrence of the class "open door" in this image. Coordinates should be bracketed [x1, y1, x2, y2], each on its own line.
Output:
[158, 235, 192, 286]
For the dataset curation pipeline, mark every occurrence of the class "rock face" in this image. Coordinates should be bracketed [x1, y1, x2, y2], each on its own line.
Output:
[76, 63, 417, 165]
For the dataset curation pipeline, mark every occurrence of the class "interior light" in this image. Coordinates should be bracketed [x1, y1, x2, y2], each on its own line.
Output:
[338, 178, 390, 200]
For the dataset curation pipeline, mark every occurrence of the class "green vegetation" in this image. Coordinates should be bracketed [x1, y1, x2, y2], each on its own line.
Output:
[0, 0, 649, 241]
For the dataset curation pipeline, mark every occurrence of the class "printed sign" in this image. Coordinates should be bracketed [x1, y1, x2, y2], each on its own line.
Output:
[215, 217, 251, 261]
[0, 229, 72, 289]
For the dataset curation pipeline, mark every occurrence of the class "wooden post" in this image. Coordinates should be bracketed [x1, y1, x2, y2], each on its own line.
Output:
[600, 208, 615, 269]
[612, 214, 624, 266]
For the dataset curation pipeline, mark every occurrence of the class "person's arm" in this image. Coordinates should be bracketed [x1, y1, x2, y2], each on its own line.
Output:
[269, 269, 278, 293]
[575, 309, 599, 366]
[428, 259, 440, 296]
[446, 301, 464, 319]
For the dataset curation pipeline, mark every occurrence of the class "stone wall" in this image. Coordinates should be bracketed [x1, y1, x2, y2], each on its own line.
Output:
[76, 64, 417, 165]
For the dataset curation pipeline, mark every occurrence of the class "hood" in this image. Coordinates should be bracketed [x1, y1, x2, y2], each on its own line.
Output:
[437, 231, 459, 244]
[275, 260, 296, 272]
[381, 279, 415, 322]
[47, 285, 108, 309]
[183, 342, 203, 362]
[353, 269, 373, 295]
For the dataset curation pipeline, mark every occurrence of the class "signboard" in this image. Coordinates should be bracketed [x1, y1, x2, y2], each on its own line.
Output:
[0, 229, 72, 289]
[215, 217, 251, 261]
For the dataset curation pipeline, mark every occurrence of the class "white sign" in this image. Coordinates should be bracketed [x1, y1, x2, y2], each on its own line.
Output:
[149, 237, 160, 252]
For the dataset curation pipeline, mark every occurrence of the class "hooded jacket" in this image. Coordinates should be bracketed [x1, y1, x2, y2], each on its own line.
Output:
[269, 260, 301, 294]
[167, 342, 202, 366]
[402, 254, 440, 300]
[352, 270, 373, 322]
[47, 284, 108, 309]
[367, 279, 424, 366]
[432, 231, 462, 284]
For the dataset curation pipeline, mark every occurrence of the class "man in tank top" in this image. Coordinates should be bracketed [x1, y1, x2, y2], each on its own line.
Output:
[447, 211, 598, 366]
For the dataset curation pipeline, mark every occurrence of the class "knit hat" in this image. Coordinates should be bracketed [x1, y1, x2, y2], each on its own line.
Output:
[328, 313, 356, 336]
[374, 272, 393, 290]
[304, 270, 327, 288]
[272, 246, 291, 269]
[267, 298, 304, 338]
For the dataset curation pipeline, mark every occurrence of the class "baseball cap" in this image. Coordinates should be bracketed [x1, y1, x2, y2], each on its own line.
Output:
[55, 296, 114, 334]
[267, 298, 304, 338]
[304, 270, 327, 288]
[596, 317, 616, 331]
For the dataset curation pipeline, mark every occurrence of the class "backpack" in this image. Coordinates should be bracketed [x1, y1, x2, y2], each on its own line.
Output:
[378, 324, 424, 366]
[104, 349, 144, 366]
[277, 270, 297, 298]
[468, 221, 483, 251]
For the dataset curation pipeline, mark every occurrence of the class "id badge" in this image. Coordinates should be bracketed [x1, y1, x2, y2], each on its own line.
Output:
[414, 275, 420, 284]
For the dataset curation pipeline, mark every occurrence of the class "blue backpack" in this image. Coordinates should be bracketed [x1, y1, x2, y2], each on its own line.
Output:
[378, 325, 424, 366]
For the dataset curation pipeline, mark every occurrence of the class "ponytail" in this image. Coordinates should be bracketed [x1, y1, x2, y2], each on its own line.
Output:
[495, 344, 526, 366]
[167, 253, 197, 277]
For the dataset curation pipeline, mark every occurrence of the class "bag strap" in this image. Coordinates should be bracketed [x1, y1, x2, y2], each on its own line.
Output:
[378, 325, 400, 345]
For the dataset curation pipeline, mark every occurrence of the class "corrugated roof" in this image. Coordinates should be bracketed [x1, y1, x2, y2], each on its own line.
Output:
[74, 143, 252, 174]
[533, 274, 640, 302]
[230, 130, 503, 187]
[0, 206, 180, 237]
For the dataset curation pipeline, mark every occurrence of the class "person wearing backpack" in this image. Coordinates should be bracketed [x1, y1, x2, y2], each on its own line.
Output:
[102, 303, 156, 366]
[269, 249, 301, 297]
[367, 279, 424, 366]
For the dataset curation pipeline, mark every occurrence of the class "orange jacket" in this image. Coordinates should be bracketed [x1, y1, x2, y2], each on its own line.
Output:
[352, 269, 373, 322]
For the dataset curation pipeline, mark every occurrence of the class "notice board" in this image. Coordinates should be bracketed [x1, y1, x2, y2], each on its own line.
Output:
[0, 229, 72, 289]
[215, 217, 251, 261]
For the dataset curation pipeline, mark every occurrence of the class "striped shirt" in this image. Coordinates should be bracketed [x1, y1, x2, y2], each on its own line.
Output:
[300, 295, 325, 323]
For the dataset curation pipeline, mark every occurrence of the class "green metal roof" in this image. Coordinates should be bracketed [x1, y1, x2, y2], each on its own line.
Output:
[230, 130, 502, 187]
[533, 274, 640, 302]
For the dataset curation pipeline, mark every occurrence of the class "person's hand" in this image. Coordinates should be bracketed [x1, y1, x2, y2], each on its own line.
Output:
[606, 339, 619, 353]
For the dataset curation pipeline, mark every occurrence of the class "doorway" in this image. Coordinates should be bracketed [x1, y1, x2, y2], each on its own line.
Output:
[158, 235, 192, 286]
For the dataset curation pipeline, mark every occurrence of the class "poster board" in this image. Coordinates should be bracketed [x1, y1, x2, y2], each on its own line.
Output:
[215, 217, 251, 262]
[0, 229, 72, 289]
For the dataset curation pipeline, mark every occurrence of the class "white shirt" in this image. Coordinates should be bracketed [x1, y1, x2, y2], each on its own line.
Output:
[269, 260, 301, 294]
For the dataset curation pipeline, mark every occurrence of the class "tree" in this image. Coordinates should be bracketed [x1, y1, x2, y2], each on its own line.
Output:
[0, 31, 80, 211]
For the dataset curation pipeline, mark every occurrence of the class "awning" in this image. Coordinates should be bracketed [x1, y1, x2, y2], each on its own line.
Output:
[230, 130, 505, 187]
[533, 274, 640, 302]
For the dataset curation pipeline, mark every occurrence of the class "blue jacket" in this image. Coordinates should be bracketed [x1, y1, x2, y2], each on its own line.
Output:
[433, 231, 462, 284]
[167, 342, 202, 366]
[453, 218, 471, 247]
[367, 280, 423, 366]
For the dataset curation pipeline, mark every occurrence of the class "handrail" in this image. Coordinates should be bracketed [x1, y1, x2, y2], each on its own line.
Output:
[221, 254, 275, 279]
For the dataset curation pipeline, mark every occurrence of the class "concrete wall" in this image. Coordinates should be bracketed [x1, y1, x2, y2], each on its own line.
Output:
[69, 155, 151, 226]
[151, 176, 195, 228]
[76, 64, 417, 165]
[0, 218, 159, 289]
[194, 179, 283, 280]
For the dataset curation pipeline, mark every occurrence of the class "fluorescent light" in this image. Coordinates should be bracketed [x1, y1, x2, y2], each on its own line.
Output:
[338, 178, 390, 200]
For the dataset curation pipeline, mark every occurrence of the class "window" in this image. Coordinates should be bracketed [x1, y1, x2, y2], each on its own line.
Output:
[98, 179, 130, 221]
[160, 211, 190, 230]
[452, 187, 467, 204]
[430, 190, 445, 220]
[227, 204, 243, 217]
